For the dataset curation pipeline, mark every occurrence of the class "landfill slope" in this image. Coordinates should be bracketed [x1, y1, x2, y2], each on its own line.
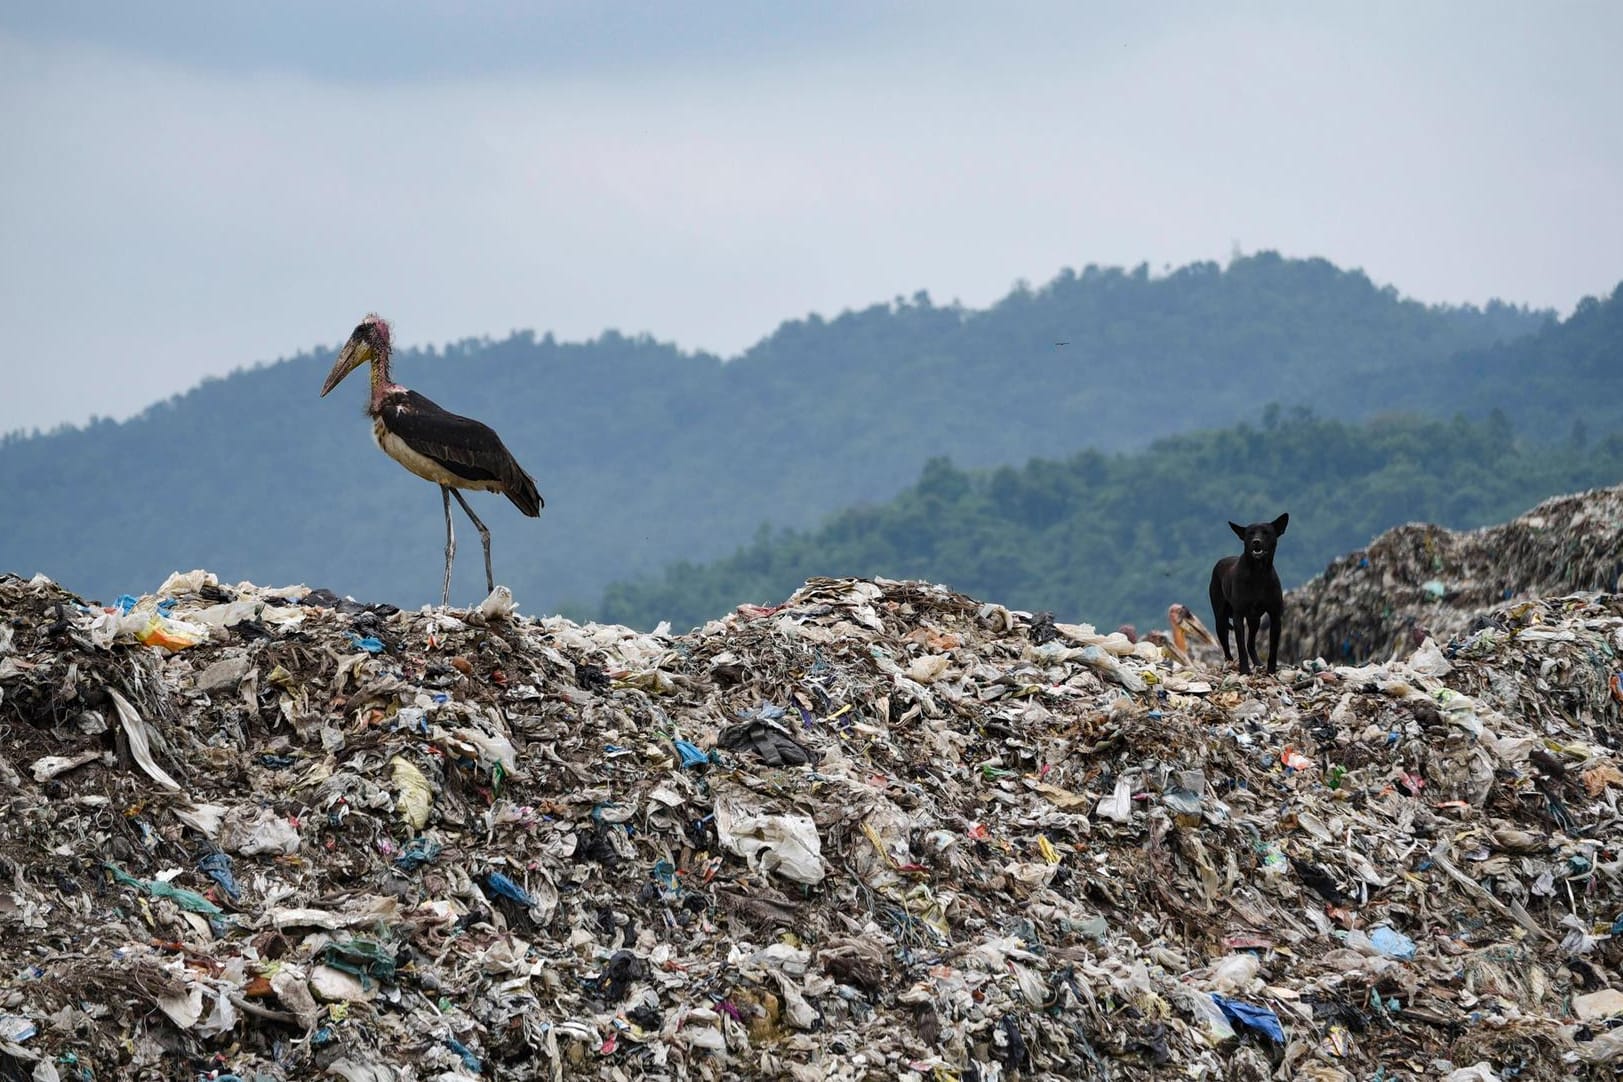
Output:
[1, 565, 1622, 1081]
[1283, 483, 1623, 665]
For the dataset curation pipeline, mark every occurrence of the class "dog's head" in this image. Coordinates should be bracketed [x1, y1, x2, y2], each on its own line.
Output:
[1230, 513, 1289, 563]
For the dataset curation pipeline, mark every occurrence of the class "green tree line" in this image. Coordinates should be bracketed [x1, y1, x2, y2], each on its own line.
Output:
[599, 408, 1623, 633]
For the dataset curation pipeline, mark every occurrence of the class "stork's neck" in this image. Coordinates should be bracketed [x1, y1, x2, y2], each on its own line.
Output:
[367, 350, 396, 413]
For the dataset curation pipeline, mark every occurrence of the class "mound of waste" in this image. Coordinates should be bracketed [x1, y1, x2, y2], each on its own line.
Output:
[1284, 484, 1623, 665]
[1, 565, 1622, 1081]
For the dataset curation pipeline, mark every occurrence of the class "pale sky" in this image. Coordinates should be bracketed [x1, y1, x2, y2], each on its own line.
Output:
[2, 1, 1620, 436]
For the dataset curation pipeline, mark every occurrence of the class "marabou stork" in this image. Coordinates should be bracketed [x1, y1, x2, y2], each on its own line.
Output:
[1145, 603, 1219, 668]
[320, 314, 542, 605]
[1168, 603, 1217, 661]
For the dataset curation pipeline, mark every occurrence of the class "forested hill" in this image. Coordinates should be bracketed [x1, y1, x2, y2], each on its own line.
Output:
[1411, 283, 1623, 442]
[599, 410, 1623, 634]
[0, 254, 1568, 614]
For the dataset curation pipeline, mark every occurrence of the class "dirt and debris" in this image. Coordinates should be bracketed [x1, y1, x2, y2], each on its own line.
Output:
[1285, 483, 1623, 665]
[1, 523, 1622, 1080]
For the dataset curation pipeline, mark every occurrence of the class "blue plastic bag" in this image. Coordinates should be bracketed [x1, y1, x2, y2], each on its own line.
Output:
[196, 851, 241, 902]
[1211, 994, 1285, 1043]
[485, 871, 537, 907]
[1369, 925, 1416, 960]
[673, 739, 712, 768]
[394, 836, 443, 871]
[347, 633, 384, 654]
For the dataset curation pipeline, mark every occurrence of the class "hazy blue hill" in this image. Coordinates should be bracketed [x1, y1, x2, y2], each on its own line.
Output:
[723, 254, 1546, 463]
[0, 254, 1557, 612]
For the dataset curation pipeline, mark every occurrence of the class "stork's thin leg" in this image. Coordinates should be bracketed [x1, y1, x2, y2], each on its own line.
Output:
[441, 486, 456, 607]
[450, 488, 495, 594]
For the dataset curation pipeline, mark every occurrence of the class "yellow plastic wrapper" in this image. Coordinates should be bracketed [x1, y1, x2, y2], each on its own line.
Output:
[391, 757, 433, 830]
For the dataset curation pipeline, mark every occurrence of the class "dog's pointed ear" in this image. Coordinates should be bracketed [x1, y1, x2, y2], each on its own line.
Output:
[1230, 521, 1246, 540]
[1272, 513, 1289, 535]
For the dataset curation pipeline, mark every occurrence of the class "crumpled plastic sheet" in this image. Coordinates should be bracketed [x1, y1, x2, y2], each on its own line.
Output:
[1, 550, 1622, 1080]
[717, 708, 818, 767]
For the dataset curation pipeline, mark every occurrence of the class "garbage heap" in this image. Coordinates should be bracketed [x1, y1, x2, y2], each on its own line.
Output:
[1, 565, 1622, 1082]
[1283, 484, 1623, 665]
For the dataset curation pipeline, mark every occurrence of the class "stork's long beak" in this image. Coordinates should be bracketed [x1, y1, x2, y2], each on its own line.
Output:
[320, 341, 368, 397]
[1164, 604, 1218, 667]
[1177, 608, 1219, 648]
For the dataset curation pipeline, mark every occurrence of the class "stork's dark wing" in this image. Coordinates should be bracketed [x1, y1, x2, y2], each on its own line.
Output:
[381, 389, 543, 515]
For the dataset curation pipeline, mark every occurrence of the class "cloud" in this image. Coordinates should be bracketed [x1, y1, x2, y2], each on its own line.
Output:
[0, 1, 926, 82]
[1, 4, 1621, 434]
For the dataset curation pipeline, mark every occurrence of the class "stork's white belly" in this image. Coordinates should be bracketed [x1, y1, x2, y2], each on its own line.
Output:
[372, 422, 501, 491]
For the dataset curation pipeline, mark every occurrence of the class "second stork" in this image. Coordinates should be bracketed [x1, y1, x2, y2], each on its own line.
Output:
[320, 314, 542, 605]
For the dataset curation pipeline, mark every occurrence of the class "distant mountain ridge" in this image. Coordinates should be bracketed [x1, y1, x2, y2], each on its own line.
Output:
[0, 253, 1579, 615]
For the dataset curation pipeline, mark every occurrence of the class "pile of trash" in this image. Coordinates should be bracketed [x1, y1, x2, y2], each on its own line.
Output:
[1, 554, 1622, 1080]
[1284, 484, 1623, 664]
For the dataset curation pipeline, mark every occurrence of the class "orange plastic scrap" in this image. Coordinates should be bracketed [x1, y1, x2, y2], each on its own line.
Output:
[1581, 763, 1623, 797]
[135, 616, 204, 651]
[1610, 671, 1623, 705]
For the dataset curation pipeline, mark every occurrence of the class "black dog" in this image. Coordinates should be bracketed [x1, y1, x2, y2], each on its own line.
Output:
[1209, 514, 1289, 675]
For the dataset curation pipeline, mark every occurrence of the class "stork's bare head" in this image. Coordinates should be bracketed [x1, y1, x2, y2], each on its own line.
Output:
[321, 313, 391, 396]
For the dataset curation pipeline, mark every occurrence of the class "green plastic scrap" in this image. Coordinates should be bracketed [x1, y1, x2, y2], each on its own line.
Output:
[103, 863, 223, 916]
[319, 937, 397, 988]
[147, 879, 223, 915]
[56, 1051, 91, 1081]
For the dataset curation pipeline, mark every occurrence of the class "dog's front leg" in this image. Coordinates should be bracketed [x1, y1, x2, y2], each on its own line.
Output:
[1210, 579, 1233, 664]
[1237, 614, 1254, 674]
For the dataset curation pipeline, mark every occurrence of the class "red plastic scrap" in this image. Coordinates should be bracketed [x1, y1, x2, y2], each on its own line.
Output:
[1223, 935, 1273, 950]
[1280, 746, 1313, 771]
